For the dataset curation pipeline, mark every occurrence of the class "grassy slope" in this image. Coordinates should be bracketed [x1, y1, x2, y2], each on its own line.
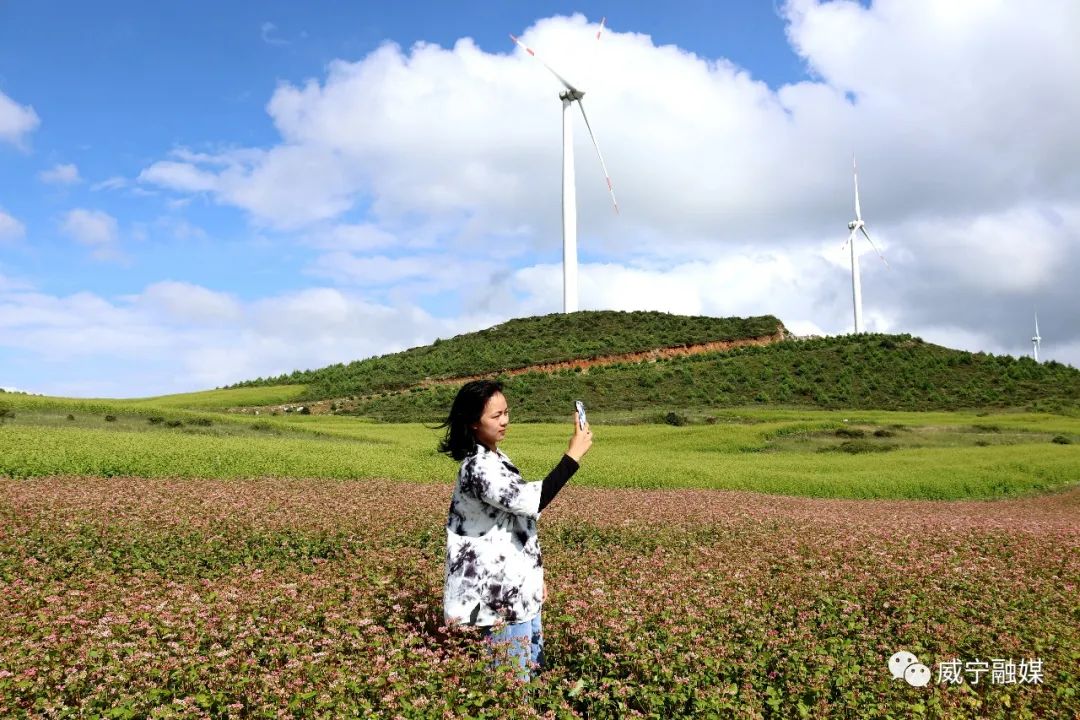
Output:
[227, 311, 783, 400]
[116, 385, 308, 410]
[0, 385, 307, 416]
[341, 334, 1080, 421]
[1, 407, 1077, 499]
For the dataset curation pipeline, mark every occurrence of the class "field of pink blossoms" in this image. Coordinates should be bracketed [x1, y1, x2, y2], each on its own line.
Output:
[1, 476, 1077, 718]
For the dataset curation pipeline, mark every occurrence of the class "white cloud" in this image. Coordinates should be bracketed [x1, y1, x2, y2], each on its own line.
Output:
[915, 325, 1017, 360]
[139, 147, 357, 229]
[170, 146, 264, 166]
[138, 161, 218, 193]
[2, 259, 1075, 399]
[261, 21, 290, 47]
[0, 90, 39, 147]
[91, 176, 128, 192]
[490, 247, 850, 335]
[892, 205, 1069, 294]
[782, 0, 1080, 213]
[39, 163, 81, 185]
[222, 145, 357, 229]
[159, 217, 207, 241]
[137, 281, 241, 324]
[59, 209, 122, 261]
[138, 4, 1080, 243]
[129, 216, 207, 244]
[305, 251, 499, 293]
[0, 210, 26, 243]
[304, 222, 402, 252]
[0, 267, 32, 292]
[0, 282, 497, 396]
[0, 290, 162, 355]
[305, 252, 441, 286]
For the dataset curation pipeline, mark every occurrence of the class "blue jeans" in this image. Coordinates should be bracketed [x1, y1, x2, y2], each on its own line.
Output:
[482, 613, 544, 681]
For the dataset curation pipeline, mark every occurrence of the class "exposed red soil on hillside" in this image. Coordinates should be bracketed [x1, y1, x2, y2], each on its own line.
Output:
[421, 330, 787, 387]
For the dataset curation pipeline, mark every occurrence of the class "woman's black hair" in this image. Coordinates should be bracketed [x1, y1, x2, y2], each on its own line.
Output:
[436, 379, 505, 461]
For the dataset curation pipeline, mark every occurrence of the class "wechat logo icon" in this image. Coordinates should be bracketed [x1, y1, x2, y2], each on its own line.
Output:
[889, 650, 931, 687]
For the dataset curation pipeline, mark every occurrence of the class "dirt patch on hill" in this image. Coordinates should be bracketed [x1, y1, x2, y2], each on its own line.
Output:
[238, 330, 787, 416]
[420, 330, 786, 387]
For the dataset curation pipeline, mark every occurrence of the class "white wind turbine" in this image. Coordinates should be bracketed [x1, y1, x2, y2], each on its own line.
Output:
[511, 18, 619, 314]
[844, 155, 888, 333]
[1032, 312, 1041, 362]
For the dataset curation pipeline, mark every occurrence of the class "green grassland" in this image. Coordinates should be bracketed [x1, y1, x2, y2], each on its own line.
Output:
[228, 310, 782, 399]
[0, 384, 307, 417]
[4, 311, 1078, 500]
[2, 397, 1077, 499]
[114, 384, 309, 410]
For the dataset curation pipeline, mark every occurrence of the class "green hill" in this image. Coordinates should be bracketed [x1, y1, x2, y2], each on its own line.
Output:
[342, 333, 1080, 422]
[229, 311, 783, 400]
[224, 311, 1078, 422]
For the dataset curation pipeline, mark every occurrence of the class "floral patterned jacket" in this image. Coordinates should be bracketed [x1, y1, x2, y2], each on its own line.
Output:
[443, 444, 558, 627]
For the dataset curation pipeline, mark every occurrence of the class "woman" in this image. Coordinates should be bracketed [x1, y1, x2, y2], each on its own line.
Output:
[439, 379, 592, 682]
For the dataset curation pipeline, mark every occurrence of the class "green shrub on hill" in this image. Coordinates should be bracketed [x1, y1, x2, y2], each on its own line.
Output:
[228, 311, 782, 399]
[340, 333, 1080, 421]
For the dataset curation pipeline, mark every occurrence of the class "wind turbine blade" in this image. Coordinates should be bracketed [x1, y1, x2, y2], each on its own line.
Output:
[859, 226, 889, 267]
[1035, 312, 1039, 336]
[576, 98, 619, 214]
[509, 34, 580, 93]
[853, 155, 863, 222]
[585, 16, 606, 88]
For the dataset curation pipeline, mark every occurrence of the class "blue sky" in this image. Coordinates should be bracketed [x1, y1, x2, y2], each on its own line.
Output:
[0, 1, 804, 295]
[1, 1, 1077, 396]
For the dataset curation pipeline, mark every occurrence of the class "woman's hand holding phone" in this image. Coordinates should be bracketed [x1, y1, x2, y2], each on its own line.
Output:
[567, 409, 593, 463]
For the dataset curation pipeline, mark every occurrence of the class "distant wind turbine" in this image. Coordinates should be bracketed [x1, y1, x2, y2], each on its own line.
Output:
[844, 155, 888, 333]
[1032, 312, 1041, 362]
[511, 18, 619, 314]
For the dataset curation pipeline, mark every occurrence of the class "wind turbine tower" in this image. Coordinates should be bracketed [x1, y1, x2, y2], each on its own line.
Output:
[511, 19, 619, 314]
[1032, 313, 1041, 362]
[844, 156, 888, 333]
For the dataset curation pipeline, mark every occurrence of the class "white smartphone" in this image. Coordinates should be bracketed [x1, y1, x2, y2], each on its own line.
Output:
[574, 400, 587, 430]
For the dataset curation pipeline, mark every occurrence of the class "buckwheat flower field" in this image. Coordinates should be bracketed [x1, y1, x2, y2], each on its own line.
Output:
[1, 475, 1076, 718]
